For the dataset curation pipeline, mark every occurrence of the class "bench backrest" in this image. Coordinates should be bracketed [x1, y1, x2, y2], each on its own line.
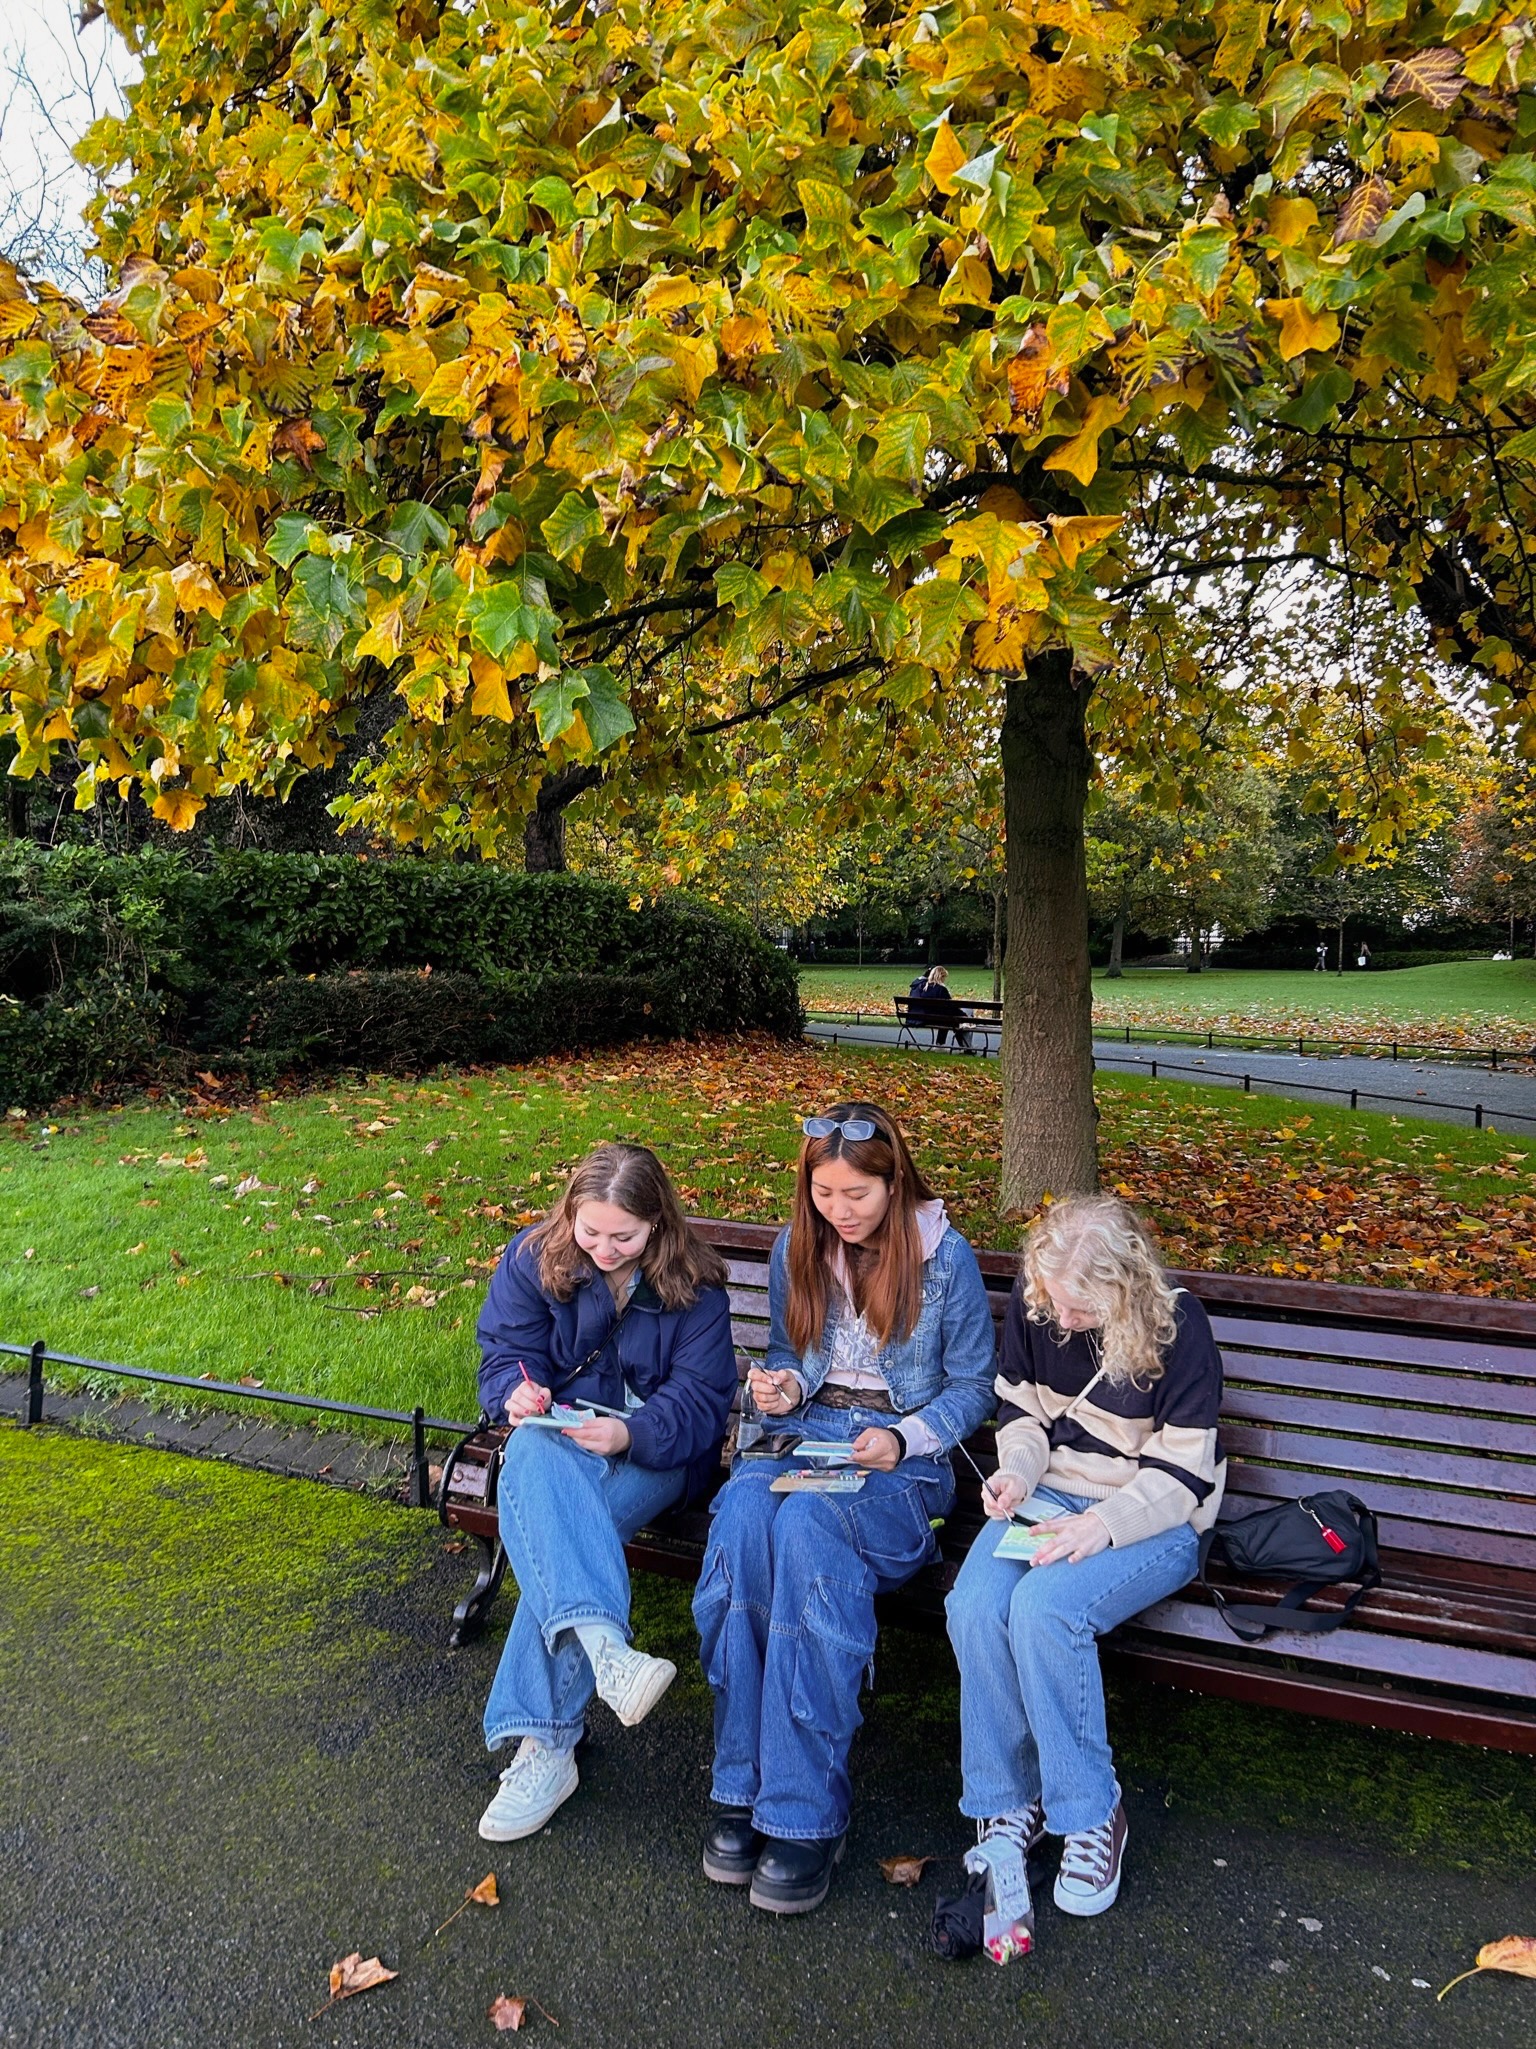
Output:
[691, 1219, 1536, 1600]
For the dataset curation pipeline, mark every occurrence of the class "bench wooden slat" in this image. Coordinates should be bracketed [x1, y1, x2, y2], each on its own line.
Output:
[1129, 1597, 1536, 1701]
[1222, 1465, 1536, 1560]
[1207, 1315, 1536, 1379]
[1221, 1423, 1536, 1502]
[1220, 1385, 1536, 1457]
[1221, 1348, 1536, 1418]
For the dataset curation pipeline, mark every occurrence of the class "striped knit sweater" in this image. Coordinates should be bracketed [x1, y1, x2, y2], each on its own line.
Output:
[993, 1282, 1225, 1548]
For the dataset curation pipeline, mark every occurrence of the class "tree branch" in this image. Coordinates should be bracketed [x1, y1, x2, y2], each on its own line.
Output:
[1111, 551, 1376, 599]
[687, 655, 878, 736]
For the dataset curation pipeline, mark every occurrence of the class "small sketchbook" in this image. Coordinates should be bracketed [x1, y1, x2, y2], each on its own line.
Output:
[518, 1400, 628, 1429]
[770, 1468, 869, 1494]
[993, 1522, 1054, 1562]
[788, 1440, 859, 1466]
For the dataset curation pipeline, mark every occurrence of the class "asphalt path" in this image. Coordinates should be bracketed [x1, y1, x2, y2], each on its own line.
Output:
[804, 1020, 1536, 1131]
[3, 1429, 1533, 2049]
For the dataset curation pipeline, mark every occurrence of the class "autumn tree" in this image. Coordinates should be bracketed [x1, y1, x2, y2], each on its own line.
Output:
[1453, 762, 1536, 952]
[7, 1, 1536, 1201]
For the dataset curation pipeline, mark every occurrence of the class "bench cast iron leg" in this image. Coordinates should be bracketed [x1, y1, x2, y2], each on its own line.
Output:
[449, 1534, 507, 1649]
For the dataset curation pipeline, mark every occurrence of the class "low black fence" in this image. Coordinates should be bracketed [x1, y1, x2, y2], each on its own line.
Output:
[1, 1339, 476, 1502]
[801, 1006, 1536, 1068]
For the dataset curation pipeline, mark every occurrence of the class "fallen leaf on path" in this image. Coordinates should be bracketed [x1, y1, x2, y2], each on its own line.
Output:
[1438, 1934, 1536, 1999]
[431, 1870, 501, 1937]
[879, 1854, 935, 1886]
[306, 1951, 397, 2020]
[489, 1992, 558, 2030]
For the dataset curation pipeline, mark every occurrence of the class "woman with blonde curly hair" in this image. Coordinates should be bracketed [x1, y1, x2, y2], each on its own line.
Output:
[945, 1194, 1224, 1927]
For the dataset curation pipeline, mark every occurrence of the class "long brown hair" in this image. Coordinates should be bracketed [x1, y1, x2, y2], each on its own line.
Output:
[785, 1101, 937, 1355]
[525, 1142, 727, 1309]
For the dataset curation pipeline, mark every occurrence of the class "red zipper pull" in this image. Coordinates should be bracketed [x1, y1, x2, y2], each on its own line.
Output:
[1304, 1503, 1349, 1554]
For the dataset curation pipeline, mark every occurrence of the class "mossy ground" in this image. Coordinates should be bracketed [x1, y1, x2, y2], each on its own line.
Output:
[3, 1426, 1532, 2049]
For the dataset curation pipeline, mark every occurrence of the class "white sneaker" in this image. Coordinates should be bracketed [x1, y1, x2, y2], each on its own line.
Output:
[477, 1737, 579, 1842]
[590, 1641, 677, 1727]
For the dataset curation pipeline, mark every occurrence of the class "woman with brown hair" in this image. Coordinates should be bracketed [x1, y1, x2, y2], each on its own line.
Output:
[694, 1101, 996, 1914]
[474, 1142, 737, 1844]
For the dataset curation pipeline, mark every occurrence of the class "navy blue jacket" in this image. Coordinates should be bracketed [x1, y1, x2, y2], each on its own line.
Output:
[476, 1227, 738, 1502]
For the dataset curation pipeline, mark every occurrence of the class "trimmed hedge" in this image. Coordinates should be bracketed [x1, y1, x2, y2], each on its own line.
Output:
[0, 848, 801, 1108]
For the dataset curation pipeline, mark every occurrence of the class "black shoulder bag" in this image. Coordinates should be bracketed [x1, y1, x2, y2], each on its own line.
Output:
[1197, 1491, 1381, 1643]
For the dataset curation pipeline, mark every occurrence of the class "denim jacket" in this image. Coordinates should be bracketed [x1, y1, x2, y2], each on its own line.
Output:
[764, 1222, 997, 1452]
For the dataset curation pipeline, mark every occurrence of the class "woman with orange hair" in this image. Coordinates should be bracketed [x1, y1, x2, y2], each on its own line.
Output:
[694, 1101, 996, 1915]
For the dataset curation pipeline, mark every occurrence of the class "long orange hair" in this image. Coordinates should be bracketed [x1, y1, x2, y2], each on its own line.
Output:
[785, 1100, 937, 1355]
[524, 1142, 727, 1308]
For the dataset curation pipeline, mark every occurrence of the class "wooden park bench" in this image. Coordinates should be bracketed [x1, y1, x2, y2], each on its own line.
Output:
[893, 990, 1003, 1053]
[440, 1220, 1536, 1755]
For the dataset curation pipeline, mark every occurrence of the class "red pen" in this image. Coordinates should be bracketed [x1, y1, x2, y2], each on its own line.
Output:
[516, 1360, 547, 1411]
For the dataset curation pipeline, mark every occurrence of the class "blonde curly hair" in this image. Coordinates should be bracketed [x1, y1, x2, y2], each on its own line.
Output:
[1022, 1195, 1179, 1387]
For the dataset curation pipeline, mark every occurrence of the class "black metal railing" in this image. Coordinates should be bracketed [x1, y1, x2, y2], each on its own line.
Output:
[802, 1006, 1536, 1068]
[1, 1339, 475, 1506]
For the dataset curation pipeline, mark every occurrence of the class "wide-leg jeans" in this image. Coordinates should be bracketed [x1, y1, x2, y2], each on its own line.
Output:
[482, 1422, 688, 1754]
[945, 1485, 1199, 1835]
[693, 1401, 954, 1842]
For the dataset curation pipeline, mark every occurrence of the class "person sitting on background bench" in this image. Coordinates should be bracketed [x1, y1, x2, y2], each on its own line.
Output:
[944, 1195, 1223, 1932]
[913, 965, 977, 1052]
[474, 1142, 737, 1844]
[693, 1100, 996, 1915]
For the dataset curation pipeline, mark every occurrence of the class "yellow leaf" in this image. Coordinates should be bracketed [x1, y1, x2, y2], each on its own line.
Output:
[720, 310, 772, 358]
[643, 275, 701, 314]
[762, 550, 814, 593]
[1041, 396, 1127, 487]
[925, 121, 968, 195]
[356, 604, 404, 662]
[152, 789, 204, 832]
[470, 657, 514, 721]
[1266, 298, 1340, 361]
[1266, 197, 1319, 248]
[1048, 513, 1123, 569]
[170, 561, 225, 619]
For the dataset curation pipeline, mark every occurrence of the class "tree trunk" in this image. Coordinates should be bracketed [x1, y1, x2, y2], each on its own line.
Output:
[991, 886, 1005, 1003]
[1337, 914, 1346, 975]
[1000, 651, 1098, 1210]
[1105, 910, 1125, 979]
[1186, 927, 1204, 973]
[523, 763, 603, 873]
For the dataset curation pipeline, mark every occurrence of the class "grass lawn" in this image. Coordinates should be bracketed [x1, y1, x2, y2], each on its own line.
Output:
[3, 1035, 1534, 1421]
[801, 959, 1536, 1047]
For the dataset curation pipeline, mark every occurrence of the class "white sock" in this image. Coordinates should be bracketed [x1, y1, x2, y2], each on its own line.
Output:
[572, 1620, 626, 1666]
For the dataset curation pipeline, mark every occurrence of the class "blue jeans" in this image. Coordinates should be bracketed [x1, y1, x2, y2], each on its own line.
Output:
[945, 1486, 1199, 1835]
[693, 1402, 955, 1842]
[482, 1423, 688, 1753]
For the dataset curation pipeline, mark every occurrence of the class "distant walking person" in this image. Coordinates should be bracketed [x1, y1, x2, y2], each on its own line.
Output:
[1356, 941, 1371, 970]
[1314, 941, 1328, 973]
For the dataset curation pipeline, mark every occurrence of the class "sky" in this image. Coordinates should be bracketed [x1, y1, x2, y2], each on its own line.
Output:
[0, 0, 137, 289]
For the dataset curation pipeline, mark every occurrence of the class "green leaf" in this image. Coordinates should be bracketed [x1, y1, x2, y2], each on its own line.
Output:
[529, 672, 587, 745]
[1194, 99, 1260, 149]
[385, 500, 452, 557]
[74, 699, 112, 740]
[268, 514, 324, 568]
[1277, 362, 1354, 432]
[1182, 228, 1233, 300]
[570, 665, 635, 750]
[716, 564, 769, 615]
[844, 468, 922, 535]
[527, 176, 578, 230]
[872, 410, 932, 488]
[1479, 154, 1536, 233]
[145, 395, 192, 444]
[540, 492, 604, 562]
[467, 581, 559, 666]
[905, 579, 986, 665]
[288, 555, 363, 656]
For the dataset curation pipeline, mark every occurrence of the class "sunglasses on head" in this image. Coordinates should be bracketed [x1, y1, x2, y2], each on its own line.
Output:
[802, 1115, 879, 1142]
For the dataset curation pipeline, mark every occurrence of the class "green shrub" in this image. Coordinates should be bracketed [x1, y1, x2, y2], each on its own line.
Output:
[0, 981, 167, 1112]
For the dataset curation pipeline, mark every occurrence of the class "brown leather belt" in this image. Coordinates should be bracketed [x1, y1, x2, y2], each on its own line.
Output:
[811, 1382, 898, 1414]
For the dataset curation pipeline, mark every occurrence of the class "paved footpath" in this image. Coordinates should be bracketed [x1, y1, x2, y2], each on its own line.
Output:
[3, 1425, 1532, 2049]
[805, 1021, 1536, 1132]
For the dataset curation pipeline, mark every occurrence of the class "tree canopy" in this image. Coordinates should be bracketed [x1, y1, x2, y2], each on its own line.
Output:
[7, 0, 1536, 1195]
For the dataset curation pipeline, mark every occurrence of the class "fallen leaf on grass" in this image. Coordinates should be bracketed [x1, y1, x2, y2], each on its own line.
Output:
[232, 1173, 262, 1198]
[1438, 1934, 1536, 1999]
[879, 1854, 935, 1886]
[489, 1992, 558, 2031]
[307, 1951, 398, 2021]
[432, 1870, 500, 1938]
[78, 1285, 99, 1298]
[239, 1374, 264, 1388]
